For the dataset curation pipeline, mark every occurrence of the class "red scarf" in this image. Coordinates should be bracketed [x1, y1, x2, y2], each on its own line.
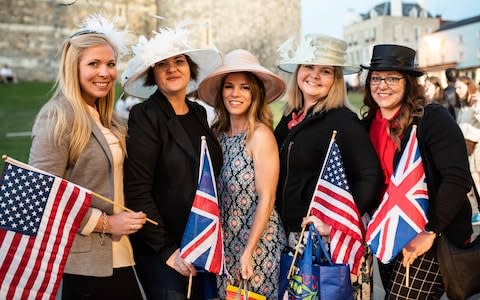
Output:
[369, 110, 398, 186]
[288, 110, 306, 129]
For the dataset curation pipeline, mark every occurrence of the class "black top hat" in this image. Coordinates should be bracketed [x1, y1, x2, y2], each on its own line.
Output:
[361, 44, 424, 77]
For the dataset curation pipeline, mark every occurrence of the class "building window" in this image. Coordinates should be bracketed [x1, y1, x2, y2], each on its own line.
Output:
[415, 27, 420, 41]
[459, 35, 463, 44]
[409, 7, 418, 17]
[459, 52, 464, 61]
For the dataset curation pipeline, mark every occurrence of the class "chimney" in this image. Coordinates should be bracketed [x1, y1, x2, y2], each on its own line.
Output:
[418, 0, 426, 9]
[391, 0, 402, 17]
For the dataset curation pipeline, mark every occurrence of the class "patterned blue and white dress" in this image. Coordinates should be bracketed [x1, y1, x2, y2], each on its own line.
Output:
[217, 132, 286, 300]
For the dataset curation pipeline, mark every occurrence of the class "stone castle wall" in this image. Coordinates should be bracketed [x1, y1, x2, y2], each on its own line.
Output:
[0, 0, 300, 82]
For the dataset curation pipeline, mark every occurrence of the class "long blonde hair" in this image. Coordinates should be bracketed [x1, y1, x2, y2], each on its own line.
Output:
[49, 33, 125, 163]
[283, 66, 347, 115]
[211, 72, 273, 141]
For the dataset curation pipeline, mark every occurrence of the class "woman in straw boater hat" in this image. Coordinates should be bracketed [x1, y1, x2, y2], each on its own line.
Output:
[361, 44, 473, 299]
[122, 22, 223, 299]
[197, 49, 287, 299]
[275, 34, 383, 299]
[29, 15, 147, 299]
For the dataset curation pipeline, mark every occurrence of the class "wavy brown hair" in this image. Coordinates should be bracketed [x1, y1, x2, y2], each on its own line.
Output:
[361, 71, 426, 148]
[211, 71, 273, 141]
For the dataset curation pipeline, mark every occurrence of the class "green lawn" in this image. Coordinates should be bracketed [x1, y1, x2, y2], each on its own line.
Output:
[0, 82, 53, 168]
[0, 82, 363, 170]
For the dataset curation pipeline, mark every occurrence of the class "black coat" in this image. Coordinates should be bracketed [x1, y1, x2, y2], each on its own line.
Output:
[275, 106, 383, 233]
[124, 90, 223, 261]
[379, 104, 472, 246]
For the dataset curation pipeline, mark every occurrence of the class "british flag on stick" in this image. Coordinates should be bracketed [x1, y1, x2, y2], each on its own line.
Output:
[180, 137, 225, 275]
[366, 126, 429, 263]
[308, 133, 365, 275]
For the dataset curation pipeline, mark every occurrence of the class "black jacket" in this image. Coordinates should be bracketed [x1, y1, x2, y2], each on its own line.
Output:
[364, 104, 473, 247]
[124, 90, 223, 261]
[275, 107, 383, 233]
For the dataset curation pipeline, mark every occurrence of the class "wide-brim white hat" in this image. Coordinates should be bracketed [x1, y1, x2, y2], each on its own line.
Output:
[122, 27, 222, 99]
[197, 49, 286, 106]
[277, 34, 360, 75]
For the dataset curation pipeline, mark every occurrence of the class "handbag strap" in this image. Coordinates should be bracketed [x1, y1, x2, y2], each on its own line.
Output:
[310, 224, 334, 265]
[235, 279, 248, 300]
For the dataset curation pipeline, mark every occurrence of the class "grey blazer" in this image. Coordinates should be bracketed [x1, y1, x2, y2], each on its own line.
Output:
[29, 94, 115, 276]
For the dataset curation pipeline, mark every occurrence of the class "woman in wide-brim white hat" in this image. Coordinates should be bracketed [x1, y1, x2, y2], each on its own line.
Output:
[122, 23, 224, 300]
[274, 34, 383, 299]
[197, 49, 286, 299]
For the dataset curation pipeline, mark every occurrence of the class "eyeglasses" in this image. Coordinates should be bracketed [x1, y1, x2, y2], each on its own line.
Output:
[370, 76, 404, 86]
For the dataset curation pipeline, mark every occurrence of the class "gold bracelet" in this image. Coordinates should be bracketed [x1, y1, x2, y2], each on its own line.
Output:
[100, 212, 108, 245]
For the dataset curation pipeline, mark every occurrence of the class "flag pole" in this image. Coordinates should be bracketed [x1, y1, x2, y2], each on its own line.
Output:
[2, 155, 158, 225]
[405, 263, 410, 287]
[286, 130, 337, 279]
[187, 273, 193, 298]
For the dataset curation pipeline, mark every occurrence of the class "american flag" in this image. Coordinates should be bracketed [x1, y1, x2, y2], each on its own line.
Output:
[366, 126, 429, 263]
[0, 159, 91, 299]
[179, 138, 225, 275]
[308, 139, 364, 275]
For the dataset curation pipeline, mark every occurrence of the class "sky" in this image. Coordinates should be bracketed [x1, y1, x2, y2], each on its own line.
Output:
[302, 0, 480, 38]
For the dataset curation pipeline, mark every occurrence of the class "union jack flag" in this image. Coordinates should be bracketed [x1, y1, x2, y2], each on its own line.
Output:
[366, 126, 429, 263]
[180, 138, 225, 275]
[308, 138, 364, 275]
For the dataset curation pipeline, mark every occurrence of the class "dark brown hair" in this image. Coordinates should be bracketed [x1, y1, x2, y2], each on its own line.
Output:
[361, 71, 426, 148]
[143, 54, 199, 86]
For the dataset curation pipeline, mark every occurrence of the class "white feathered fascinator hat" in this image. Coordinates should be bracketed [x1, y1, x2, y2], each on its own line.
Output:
[277, 34, 360, 75]
[70, 14, 131, 59]
[122, 20, 222, 99]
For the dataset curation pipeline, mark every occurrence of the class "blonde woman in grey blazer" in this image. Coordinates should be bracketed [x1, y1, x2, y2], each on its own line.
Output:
[28, 15, 146, 300]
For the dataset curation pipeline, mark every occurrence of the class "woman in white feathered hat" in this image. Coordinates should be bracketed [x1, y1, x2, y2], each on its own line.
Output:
[122, 22, 223, 300]
[28, 15, 147, 299]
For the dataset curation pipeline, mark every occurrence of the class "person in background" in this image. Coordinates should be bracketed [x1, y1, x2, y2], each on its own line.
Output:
[444, 68, 459, 117]
[198, 49, 287, 299]
[114, 93, 142, 123]
[455, 75, 480, 225]
[187, 90, 216, 126]
[0, 63, 17, 83]
[122, 22, 223, 300]
[361, 44, 473, 299]
[424, 76, 455, 118]
[28, 15, 146, 299]
[275, 34, 382, 299]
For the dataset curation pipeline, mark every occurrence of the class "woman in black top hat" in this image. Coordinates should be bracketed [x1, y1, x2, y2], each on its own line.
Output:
[361, 44, 473, 299]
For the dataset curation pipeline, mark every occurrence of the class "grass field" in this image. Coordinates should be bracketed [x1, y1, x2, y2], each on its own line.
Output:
[0, 82, 363, 169]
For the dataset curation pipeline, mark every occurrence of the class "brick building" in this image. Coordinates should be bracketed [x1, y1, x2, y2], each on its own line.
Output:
[0, 0, 300, 81]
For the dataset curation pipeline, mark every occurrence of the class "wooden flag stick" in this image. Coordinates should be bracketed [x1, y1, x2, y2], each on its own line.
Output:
[91, 191, 158, 225]
[405, 263, 410, 287]
[287, 224, 306, 279]
[2, 154, 158, 225]
[287, 130, 338, 279]
[187, 273, 193, 299]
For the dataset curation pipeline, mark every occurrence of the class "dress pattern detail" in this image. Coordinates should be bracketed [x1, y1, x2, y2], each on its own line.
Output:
[218, 132, 286, 300]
